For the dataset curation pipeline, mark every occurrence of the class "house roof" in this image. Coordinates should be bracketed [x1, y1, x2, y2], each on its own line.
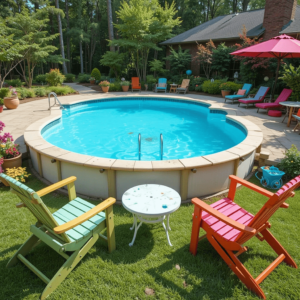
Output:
[162, 5, 300, 45]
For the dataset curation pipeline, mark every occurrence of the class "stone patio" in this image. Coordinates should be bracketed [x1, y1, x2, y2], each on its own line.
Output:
[1, 83, 299, 163]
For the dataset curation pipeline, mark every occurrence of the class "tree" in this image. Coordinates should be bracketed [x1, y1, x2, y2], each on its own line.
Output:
[100, 51, 125, 78]
[111, 0, 181, 81]
[8, 8, 61, 88]
[149, 59, 166, 77]
[211, 43, 235, 77]
[195, 40, 216, 79]
[107, 0, 115, 52]
[166, 46, 191, 75]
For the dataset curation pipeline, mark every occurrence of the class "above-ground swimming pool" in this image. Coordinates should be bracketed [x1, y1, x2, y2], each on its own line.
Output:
[42, 98, 247, 161]
[25, 95, 263, 201]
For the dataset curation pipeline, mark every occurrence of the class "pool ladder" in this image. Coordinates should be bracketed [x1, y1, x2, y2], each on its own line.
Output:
[138, 133, 163, 160]
[48, 92, 65, 110]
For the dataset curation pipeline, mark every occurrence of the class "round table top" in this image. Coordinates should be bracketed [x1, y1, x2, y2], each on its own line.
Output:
[122, 184, 181, 217]
[170, 84, 178, 86]
[279, 101, 300, 107]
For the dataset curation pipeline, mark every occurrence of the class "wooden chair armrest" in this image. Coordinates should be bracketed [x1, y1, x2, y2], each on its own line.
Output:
[36, 176, 77, 197]
[192, 198, 256, 234]
[229, 175, 274, 198]
[54, 197, 116, 234]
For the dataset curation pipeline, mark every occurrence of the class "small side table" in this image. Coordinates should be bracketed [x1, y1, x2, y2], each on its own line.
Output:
[280, 101, 300, 127]
[122, 184, 181, 246]
[169, 84, 177, 93]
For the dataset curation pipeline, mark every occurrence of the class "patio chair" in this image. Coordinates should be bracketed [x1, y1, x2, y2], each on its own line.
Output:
[238, 86, 270, 108]
[176, 79, 190, 94]
[0, 174, 116, 300]
[256, 88, 292, 113]
[224, 83, 252, 103]
[131, 77, 141, 92]
[154, 78, 167, 93]
[190, 174, 300, 299]
[292, 109, 300, 134]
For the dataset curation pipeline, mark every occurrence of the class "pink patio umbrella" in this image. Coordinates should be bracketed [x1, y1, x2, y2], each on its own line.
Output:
[230, 34, 300, 99]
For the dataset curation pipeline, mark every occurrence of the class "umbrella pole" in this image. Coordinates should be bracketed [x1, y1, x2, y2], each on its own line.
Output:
[271, 58, 281, 101]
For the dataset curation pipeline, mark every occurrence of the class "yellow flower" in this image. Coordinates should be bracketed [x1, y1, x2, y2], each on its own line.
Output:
[0, 144, 5, 148]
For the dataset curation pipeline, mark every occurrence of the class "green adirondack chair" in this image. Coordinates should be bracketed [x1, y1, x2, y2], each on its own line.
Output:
[0, 174, 116, 300]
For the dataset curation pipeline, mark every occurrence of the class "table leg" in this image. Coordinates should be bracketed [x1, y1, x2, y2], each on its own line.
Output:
[162, 214, 172, 246]
[129, 214, 143, 247]
[287, 107, 293, 127]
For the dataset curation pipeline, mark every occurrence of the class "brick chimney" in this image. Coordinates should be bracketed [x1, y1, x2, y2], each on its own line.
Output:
[263, 0, 297, 40]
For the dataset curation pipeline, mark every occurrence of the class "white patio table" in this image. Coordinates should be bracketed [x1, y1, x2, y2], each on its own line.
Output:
[280, 101, 300, 127]
[122, 184, 181, 246]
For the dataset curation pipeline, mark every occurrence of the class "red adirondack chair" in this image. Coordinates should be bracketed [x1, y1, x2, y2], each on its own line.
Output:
[131, 77, 141, 92]
[190, 175, 300, 299]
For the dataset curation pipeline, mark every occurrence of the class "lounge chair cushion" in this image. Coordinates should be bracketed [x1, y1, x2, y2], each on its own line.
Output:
[239, 98, 263, 104]
[237, 89, 246, 95]
[255, 103, 281, 109]
[158, 83, 166, 88]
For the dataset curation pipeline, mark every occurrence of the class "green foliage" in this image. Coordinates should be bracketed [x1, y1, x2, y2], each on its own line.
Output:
[211, 43, 234, 76]
[120, 81, 130, 86]
[48, 86, 75, 95]
[64, 73, 75, 83]
[0, 98, 4, 105]
[109, 82, 122, 91]
[202, 80, 223, 94]
[195, 85, 202, 92]
[0, 88, 10, 98]
[278, 145, 300, 180]
[146, 75, 157, 84]
[90, 68, 101, 81]
[219, 81, 242, 92]
[280, 64, 300, 101]
[166, 46, 191, 75]
[45, 69, 65, 86]
[99, 80, 110, 87]
[5, 79, 22, 87]
[78, 74, 90, 83]
[100, 52, 124, 79]
[149, 59, 166, 76]
[35, 74, 47, 84]
[33, 87, 47, 97]
[16, 87, 36, 99]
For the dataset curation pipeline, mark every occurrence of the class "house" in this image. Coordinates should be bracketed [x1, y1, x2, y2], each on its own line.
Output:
[162, 0, 300, 76]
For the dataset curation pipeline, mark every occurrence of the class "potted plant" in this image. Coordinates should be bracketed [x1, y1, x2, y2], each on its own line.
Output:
[120, 81, 130, 92]
[99, 80, 110, 93]
[219, 82, 231, 97]
[89, 77, 96, 84]
[0, 121, 22, 172]
[0, 98, 3, 113]
[4, 86, 19, 109]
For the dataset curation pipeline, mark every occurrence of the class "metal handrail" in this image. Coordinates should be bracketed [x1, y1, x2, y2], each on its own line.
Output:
[138, 133, 141, 160]
[160, 133, 163, 160]
[48, 92, 65, 110]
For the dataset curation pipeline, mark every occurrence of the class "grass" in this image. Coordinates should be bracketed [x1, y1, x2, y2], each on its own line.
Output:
[0, 165, 299, 300]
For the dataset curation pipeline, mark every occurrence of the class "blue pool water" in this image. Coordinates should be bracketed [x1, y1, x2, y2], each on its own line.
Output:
[42, 98, 247, 161]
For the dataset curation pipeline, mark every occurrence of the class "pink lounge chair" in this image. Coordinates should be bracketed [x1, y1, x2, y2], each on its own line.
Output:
[238, 86, 270, 108]
[255, 88, 292, 113]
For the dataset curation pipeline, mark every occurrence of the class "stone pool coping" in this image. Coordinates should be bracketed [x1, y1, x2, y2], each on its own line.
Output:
[24, 95, 263, 171]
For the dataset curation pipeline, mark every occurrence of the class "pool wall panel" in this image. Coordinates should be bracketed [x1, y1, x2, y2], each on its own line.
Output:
[41, 155, 58, 183]
[237, 152, 255, 179]
[30, 149, 39, 172]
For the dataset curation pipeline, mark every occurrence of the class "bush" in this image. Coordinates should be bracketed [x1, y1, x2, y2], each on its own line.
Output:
[195, 85, 202, 92]
[26, 89, 36, 98]
[35, 74, 47, 84]
[280, 64, 300, 101]
[146, 75, 157, 84]
[65, 73, 75, 83]
[48, 86, 75, 95]
[46, 69, 65, 86]
[90, 68, 101, 81]
[219, 81, 242, 92]
[78, 74, 90, 83]
[5, 79, 22, 87]
[16, 87, 35, 99]
[109, 82, 122, 91]
[277, 145, 300, 180]
[202, 80, 222, 94]
[34, 87, 47, 97]
[0, 88, 10, 98]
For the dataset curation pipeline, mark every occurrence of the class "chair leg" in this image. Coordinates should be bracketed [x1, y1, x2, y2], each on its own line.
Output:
[41, 233, 99, 300]
[257, 108, 259, 113]
[105, 205, 116, 253]
[189, 206, 202, 255]
[7, 234, 40, 268]
[261, 229, 297, 268]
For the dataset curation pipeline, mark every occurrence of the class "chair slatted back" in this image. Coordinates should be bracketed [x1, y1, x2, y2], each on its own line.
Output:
[242, 83, 252, 96]
[275, 88, 293, 104]
[236, 176, 300, 244]
[131, 77, 140, 87]
[255, 86, 270, 100]
[181, 79, 190, 88]
[0, 174, 71, 243]
[158, 78, 167, 84]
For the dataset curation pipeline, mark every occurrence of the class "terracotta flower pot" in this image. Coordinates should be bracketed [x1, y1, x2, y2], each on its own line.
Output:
[122, 85, 129, 92]
[221, 90, 231, 98]
[90, 80, 96, 84]
[0, 105, 3, 113]
[101, 86, 109, 93]
[4, 97, 19, 109]
[2, 153, 22, 171]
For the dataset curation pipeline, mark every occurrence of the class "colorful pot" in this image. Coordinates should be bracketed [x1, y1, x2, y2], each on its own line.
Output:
[101, 86, 109, 93]
[122, 85, 129, 92]
[4, 97, 19, 109]
[0, 105, 3, 113]
[2, 153, 22, 171]
[221, 90, 231, 98]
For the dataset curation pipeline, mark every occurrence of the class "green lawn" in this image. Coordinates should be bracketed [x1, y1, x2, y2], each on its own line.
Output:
[0, 167, 299, 300]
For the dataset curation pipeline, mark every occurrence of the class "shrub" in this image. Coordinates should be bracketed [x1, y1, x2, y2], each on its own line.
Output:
[120, 81, 130, 86]
[90, 68, 101, 81]
[46, 69, 65, 86]
[146, 75, 157, 84]
[48, 86, 75, 95]
[34, 87, 47, 97]
[202, 80, 222, 94]
[195, 85, 202, 92]
[16, 87, 28, 99]
[0, 88, 10, 98]
[65, 73, 75, 83]
[277, 145, 300, 180]
[5, 79, 22, 87]
[219, 81, 242, 92]
[109, 82, 122, 91]
[99, 80, 110, 87]
[26, 89, 36, 98]
[78, 74, 90, 83]
[35, 74, 47, 84]
[0, 98, 4, 105]
[280, 64, 300, 101]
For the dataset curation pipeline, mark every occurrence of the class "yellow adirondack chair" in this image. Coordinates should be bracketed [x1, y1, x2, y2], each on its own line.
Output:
[176, 79, 190, 94]
[0, 174, 116, 300]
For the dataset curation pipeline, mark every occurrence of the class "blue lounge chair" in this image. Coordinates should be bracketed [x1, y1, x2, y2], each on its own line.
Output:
[293, 109, 300, 134]
[238, 86, 270, 108]
[154, 78, 167, 93]
[224, 83, 252, 103]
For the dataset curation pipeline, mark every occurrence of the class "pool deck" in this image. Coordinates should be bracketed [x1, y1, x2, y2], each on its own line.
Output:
[1, 83, 299, 163]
